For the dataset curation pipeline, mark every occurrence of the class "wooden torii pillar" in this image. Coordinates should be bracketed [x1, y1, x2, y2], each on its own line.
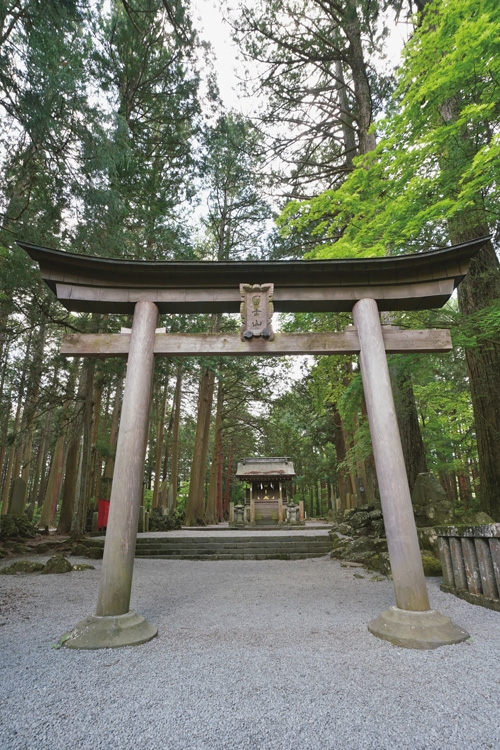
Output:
[18, 237, 488, 650]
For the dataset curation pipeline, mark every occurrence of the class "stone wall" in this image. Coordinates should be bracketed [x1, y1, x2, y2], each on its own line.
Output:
[411, 472, 493, 528]
[329, 505, 443, 577]
[328, 471, 498, 579]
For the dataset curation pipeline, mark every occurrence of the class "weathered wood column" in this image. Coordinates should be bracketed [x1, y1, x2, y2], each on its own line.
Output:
[352, 298, 429, 611]
[249, 482, 254, 523]
[352, 298, 469, 648]
[64, 300, 159, 649]
[96, 300, 158, 615]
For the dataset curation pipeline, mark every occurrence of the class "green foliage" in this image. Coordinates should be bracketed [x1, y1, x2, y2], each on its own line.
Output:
[143, 489, 153, 512]
[231, 483, 246, 505]
[387, 347, 477, 478]
[260, 378, 337, 513]
[1, 0, 95, 242]
[71, 0, 203, 260]
[278, 0, 500, 257]
[280, 313, 355, 408]
[52, 633, 70, 650]
[201, 113, 271, 261]
[176, 480, 190, 514]
[450, 300, 500, 350]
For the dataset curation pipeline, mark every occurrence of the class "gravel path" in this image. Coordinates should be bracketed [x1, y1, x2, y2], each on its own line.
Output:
[1, 554, 500, 750]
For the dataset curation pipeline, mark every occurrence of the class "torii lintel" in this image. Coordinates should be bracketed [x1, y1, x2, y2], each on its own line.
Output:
[17, 236, 488, 314]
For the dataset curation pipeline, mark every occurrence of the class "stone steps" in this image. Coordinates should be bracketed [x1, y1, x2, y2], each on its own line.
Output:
[82, 534, 333, 560]
[135, 552, 329, 561]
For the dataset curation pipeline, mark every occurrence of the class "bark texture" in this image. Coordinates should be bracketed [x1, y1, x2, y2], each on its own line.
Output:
[185, 367, 215, 525]
[390, 366, 428, 494]
[456, 240, 500, 519]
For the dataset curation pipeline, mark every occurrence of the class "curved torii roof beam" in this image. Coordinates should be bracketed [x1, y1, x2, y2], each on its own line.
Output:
[17, 237, 489, 314]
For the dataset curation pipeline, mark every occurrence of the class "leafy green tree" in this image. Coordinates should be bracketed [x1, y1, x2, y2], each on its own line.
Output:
[279, 0, 500, 517]
[0, 3, 94, 240]
[261, 378, 338, 517]
[279, 0, 500, 257]
[201, 113, 271, 261]
[0, 0, 210, 530]
[72, 0, 203, 260]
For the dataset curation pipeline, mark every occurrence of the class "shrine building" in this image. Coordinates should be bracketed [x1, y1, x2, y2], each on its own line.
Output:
[236, 457, 297, 525]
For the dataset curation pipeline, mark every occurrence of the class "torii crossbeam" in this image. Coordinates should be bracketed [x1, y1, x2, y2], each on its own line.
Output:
[18, 237, 489, 650]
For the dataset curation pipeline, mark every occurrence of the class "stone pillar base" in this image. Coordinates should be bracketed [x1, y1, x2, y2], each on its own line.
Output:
[368, 606, 469, 650]
[62, 610, 157, 650]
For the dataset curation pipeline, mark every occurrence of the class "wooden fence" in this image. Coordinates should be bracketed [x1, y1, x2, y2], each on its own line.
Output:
[437, 524, 500, 612]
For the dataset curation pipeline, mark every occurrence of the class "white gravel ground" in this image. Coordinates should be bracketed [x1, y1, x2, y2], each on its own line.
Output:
[1, 554, 500, 750]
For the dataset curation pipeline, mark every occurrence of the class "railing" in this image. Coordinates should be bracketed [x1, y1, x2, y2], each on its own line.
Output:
[436, 524, 500, 611]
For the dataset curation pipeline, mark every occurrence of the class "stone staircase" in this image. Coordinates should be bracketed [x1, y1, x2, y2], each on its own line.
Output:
[82, 533, 333, 561]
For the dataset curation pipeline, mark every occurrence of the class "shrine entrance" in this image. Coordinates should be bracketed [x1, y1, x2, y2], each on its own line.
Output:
[235, 457, 297, 525]
[19, 237, 488, 650]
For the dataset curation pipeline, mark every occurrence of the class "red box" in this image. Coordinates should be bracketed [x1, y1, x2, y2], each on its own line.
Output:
[97, 499, 110, 530]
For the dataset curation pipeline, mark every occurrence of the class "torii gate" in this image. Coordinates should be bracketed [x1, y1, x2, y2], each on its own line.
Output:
[19, 237, 488, 650]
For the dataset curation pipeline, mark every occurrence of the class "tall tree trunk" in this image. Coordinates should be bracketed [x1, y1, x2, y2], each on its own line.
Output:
[334, 57, 357, 169]
[168, 363, 182, 512]
[332, 404, 351, 512]
[205, 380, 223, 525]
[29, 409, 52, 508]
[0, 309, 11, 374]
[160, 398, 174, 487]
[35, 428, 52, 509]
[389, 365, 428, 493]
[349, 408, 375, 506]
[94, 459, 103, 505]
[57, 432, 80, 534]
[2, 333, 32, 513]
[454, 236, 500, 519]
[343, 3, 376, 156]
[88, 371, 104, 511]
[71, 358, 96, 537]
[16, 322, 47, 512]
[3, 412, 22, 513]
[38, 435, 65, 528]
[216, 427, 223, 522]
[457, 467, 473, 509]
[57, 363, 83, 534]
[439, 469, 458, 505]
[101, 372, 124, 500]
[341, 419, 358, 507]
[38, 365, 78, 528]
[357, 399, 378, 505]
[0, 401, 11, 493]
[223, 439, 235, 519]
[0, 423, 7, 479]
[185, 367, 216, 526]
[152, 382, 168, 509]
[198, 370, 215, 519]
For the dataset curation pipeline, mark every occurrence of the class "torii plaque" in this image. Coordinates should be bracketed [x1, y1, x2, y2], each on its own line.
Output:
[240, 283, 275, 340]
[18, 237, 489, 650]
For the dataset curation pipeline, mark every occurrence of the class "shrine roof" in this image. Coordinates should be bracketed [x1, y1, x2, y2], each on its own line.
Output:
[236, 458, 296, 479]
[17, 237, 490, 314]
